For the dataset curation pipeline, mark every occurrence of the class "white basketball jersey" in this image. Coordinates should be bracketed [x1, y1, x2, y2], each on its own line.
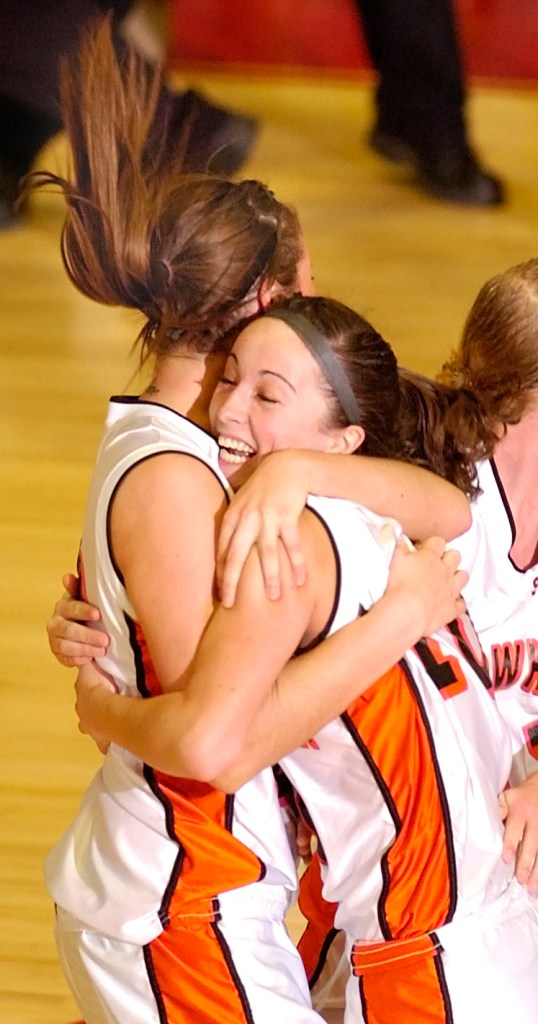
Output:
[45, 398, 299, 944]
[453, 458, 538, 783]
[281, 496, 514, 944]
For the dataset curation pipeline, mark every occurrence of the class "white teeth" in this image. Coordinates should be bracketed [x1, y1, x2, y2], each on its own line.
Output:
[217, 434, 256, 467]
[218, 435, 256, 455]
[219, 449, 250, 464]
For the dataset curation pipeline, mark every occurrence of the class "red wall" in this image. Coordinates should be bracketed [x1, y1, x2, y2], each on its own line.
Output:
[168, 0, 538, 81]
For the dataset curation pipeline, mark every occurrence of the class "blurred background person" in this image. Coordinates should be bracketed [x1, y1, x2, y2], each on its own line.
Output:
[355, 0, 504, 205]
[0, 0, 258, 227]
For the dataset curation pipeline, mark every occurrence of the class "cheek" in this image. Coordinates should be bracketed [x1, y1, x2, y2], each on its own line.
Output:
[258, 413, 318, 456]
[208, 386, 225, 428]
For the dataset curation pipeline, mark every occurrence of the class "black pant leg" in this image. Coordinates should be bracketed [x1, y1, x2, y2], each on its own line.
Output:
[353, 0, 467, 154]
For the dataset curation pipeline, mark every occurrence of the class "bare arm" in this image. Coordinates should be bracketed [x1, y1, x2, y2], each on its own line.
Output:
[215, 539, 467, 790]
[217, 450, 471, 606]
[75, 527, 466, 783]
[108, 453, 227, 691]
[47, 454, 227, 681]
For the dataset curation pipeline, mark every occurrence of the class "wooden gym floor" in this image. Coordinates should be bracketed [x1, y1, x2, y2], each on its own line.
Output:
[1, 68, 538, 1022]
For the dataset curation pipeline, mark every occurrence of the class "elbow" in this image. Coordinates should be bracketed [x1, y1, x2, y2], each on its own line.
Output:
[210, 765, 252, 794]
[209, 764, 250, 794]
[176, 728, 245, 784]
[446, 492, 472, 541]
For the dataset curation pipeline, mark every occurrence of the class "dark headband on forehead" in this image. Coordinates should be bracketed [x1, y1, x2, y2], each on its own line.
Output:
[265, 307, 362, 425]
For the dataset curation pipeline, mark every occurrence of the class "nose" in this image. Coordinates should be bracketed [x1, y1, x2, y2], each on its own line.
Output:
[215, 383, 248, 425]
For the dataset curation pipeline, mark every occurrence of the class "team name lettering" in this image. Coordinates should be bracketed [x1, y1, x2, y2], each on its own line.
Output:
[414, 635, 469, 700]
[490, 639, 538, 692]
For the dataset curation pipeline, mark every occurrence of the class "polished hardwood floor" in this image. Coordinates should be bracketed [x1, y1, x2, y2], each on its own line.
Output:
[1, 69, 538, 1023]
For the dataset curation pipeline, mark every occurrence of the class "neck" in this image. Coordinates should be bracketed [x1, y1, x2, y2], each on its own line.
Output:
[492, 408, 538, 568]
[494, 407, 538, 483]
[140, 350, 226, 432]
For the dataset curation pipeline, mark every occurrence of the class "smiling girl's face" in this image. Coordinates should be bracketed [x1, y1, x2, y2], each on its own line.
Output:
[209, 316, 355, 482]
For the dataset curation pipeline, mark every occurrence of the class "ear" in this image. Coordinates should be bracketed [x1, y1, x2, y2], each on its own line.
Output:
[326, 424, 365, 455]
[257, 276, 283, 310]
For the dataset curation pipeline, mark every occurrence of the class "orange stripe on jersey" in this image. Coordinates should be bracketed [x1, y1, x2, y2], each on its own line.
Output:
[146, 909, 254, 1024]
[346, 662, 455, 939]
[351, 934, 452, 1023]
[127, 619, 265, 925]
[297, 854, 339, 985]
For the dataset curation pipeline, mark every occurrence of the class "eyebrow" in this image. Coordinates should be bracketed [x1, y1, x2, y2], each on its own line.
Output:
[229, 352, 297, 394]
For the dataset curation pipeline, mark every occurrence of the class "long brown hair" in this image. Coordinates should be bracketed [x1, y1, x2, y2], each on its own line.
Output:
[22, 17, 303, 360]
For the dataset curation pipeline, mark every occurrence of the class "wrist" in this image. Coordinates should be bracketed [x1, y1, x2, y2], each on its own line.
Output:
[375, 586, 428, 648]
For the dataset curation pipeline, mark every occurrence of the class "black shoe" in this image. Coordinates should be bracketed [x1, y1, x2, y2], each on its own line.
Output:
[368, 126, 505, 207]
[417, 145, 505, 207]
[165, 89, 259, 177]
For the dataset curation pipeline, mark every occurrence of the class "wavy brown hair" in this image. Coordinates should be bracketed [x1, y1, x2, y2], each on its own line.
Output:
[440, 258, 538, 433]
[22, 17, 303, 361]
[398, 368, 484, 498]
[396, 258, 538, 498]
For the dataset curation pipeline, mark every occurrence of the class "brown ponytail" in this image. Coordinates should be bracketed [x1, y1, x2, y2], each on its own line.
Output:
[398, 368, 485, 498]
[23, 17, 303, 359]
[440, 258, 538, 430]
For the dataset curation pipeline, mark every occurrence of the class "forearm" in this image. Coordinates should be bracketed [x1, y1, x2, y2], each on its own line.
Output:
[291, 450, 471, 540]
[78, 546, 309, 779]
[215, 587, 431, 791]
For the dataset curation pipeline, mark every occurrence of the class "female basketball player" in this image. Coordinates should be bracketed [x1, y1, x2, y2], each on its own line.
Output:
[71, 293, 538, 1024]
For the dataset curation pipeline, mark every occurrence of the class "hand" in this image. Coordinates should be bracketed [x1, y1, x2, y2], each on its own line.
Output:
[500, 772, 538, 892]
[216, 451, 308, 608]
[296, 816, 315, 866]
[385, 536, 468, 638]
[75, 661, 117, 753]
[47, 572, 109, 667]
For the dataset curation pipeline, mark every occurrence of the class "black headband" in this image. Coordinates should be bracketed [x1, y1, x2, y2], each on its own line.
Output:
[264, 307, 362, 425]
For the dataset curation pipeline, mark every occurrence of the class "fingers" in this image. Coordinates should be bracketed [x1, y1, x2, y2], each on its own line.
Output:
[296, 816, 314, 865]
[515, 834, 538, 891]
[279, 522, 307, 589]
[217, 512, 261, 609]
[414, 535, 447, 557]
[498, 790, 509, 822]
[62, 572, 81, 598]
[55, 596, 101, 622]
[501, 778, 538, 892]
[218, 509, 307, 608]
[47, 615, 109, 665]
[389, 535, 469, 637]
[501, 806, 522, 865]
[255, 517, 306, 603]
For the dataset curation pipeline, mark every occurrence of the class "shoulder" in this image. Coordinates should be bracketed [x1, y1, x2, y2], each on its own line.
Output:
[121, 450, 228, 508]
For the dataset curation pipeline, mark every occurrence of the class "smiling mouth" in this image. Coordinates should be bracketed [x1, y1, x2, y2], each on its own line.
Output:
[217, 435, 257, 465]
